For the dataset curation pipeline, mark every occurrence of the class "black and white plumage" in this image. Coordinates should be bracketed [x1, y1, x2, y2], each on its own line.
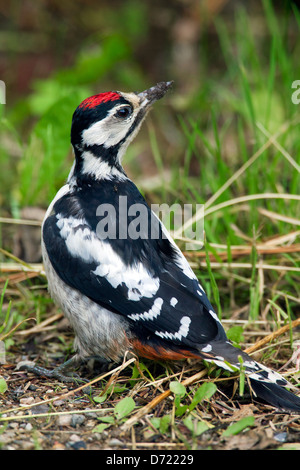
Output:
[37, 82, 300, 411]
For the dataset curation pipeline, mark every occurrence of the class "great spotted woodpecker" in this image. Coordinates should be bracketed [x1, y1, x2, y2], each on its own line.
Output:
[28, 81, 300, 411]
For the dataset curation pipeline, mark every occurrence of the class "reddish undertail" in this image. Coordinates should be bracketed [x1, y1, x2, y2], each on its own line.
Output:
[132, 337, 300, 412]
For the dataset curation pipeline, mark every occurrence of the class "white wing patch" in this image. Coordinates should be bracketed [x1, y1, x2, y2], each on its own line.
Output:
[155, 316, 191, 341]
[128, 297, 163, 322]
[56, 214, 160, 301]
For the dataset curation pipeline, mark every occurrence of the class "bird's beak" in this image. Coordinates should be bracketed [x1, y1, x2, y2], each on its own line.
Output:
[138, 81, 174, 107]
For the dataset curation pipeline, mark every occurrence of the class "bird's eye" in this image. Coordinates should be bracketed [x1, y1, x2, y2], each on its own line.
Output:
[116, 106, 132, 119]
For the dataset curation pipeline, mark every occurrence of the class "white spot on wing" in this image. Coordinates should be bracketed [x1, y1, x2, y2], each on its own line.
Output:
[155, 316, 191, 342]
[129, 297, 163, 322]
[174, 253, 197, 280]
[209, 309, 221, 324]
[170, 297, 178, 307]
[201, 344, 212, 353]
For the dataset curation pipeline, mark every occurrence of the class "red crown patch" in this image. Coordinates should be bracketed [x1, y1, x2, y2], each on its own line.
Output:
[79, 92, 120, 110]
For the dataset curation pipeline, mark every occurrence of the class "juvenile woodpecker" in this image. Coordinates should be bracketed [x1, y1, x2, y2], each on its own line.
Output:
[30, 81, 300, 411]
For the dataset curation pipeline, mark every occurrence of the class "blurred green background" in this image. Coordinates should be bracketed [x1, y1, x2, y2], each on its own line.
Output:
[0, 0, 299, 272]
[0, 0, 298, 199]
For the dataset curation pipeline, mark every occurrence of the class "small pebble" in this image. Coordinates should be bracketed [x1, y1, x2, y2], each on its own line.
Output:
[69, 440, 86, 450]
[31, 404, 49, 415]
[52, 441, 66, 450]
[20, 397, 35, 406]
[9, 422, 19, 429]
[71, 414, 85, 427]
[274, 432, 288, 443]
[69, 434, 81, 442]
[108, 438, 123, 447]
[28, 384, 38, 391]
[53, 399, 65, 406]
[57, 415, 72, 427]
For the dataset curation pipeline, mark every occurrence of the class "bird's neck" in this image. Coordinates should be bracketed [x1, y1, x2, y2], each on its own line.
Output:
[69, 145, 127, 185]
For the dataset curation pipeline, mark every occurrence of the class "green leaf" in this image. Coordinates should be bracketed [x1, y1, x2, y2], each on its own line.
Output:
[222, 416, 255, 437]
[97, 416, 115, 424]
[93, 394, 107, 404]
[0, 378, 8, 394]
[114, 397, 136, 420]
[238, 355, 246, 397]
[92, 423, 111, 433]
[183, 415, 210, 436]
[159, 415, 171, 434]
[175, 403, 188, 417]
[150, 415, 171, 434]
[189, 382, 217, 411]
[170, 381, 186, 397]
[227, 326, 245, 346]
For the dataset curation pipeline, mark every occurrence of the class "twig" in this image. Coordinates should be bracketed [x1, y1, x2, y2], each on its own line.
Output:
[0, 262, 44, 275]
[0, 407, 115, 422]
[14, 313, 63, 336]
[188, 260, 300, 272]
[0, 217, 41, 227]
[245, 318, 300, 355]
[184, 243, 300, 261]
[256, 122, 300, 174]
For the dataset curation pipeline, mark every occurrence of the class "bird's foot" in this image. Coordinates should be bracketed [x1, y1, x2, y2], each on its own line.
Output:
[19, 357, 88, 384]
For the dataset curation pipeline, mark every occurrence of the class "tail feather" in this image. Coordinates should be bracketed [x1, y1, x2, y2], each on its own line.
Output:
[250, 379, 300, 412]
[199, 340, 300, 412]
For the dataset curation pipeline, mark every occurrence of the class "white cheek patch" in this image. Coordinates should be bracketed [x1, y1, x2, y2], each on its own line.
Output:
[82, 118, 130, 148]
[56, 215, 160, 301]
[81, 104, 140, 149]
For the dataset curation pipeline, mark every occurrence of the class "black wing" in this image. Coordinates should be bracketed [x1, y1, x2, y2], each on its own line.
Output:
[43, 181, 226, 350]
